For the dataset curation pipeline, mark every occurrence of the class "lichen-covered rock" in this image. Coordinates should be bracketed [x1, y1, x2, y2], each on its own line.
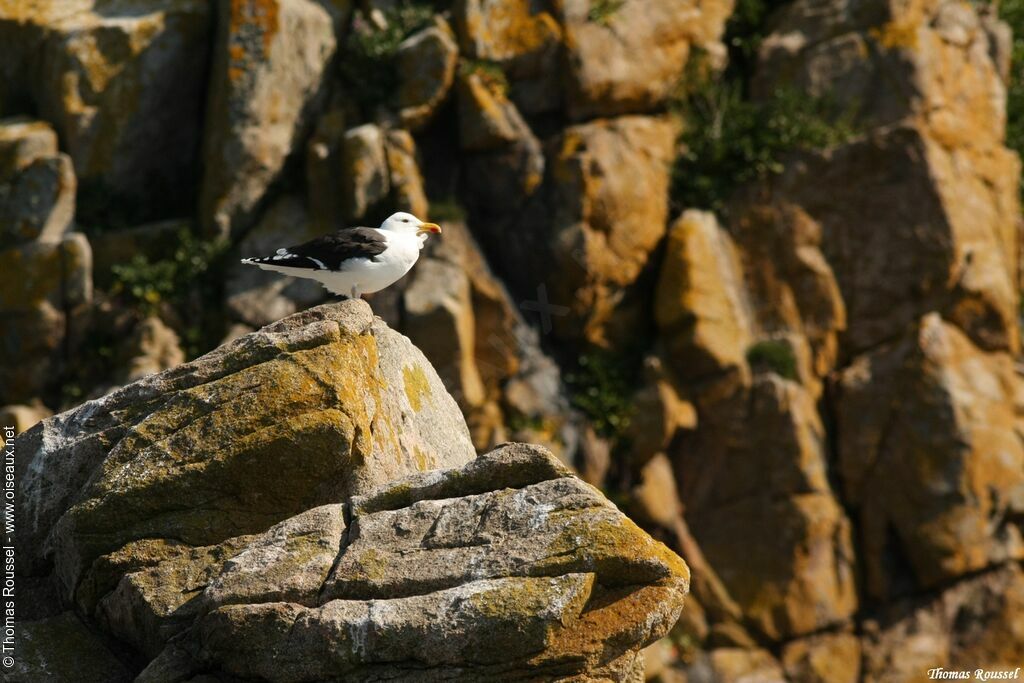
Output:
[20, 404, 687, 681]
[453, 0, 563, 114]
[125, 443, 690, 681]
[340, 123, 391, 221]
[402, 221, 581, 457]
[546, 115, 676, 345]
[403, 246, 488, 412]
[396, 19, 459, 130]
[384, 128, 429, 218]
[467, 115, 675, 348]
[678, 376, 858, 641]
[756, 0, 1020, 357]
[455, 64, 546, 225]
[836, 314, 1024, 598]
[459, 82, 545, 218]
[457, 70, 531, 151]
[0, 152, 75, 246]
[17, 299, 475, 597]
[727, 199, 847, 394]
[558, 0, 732, 120]
[200, 0, 350, 237]
[0, 232, 92, 405]
[759, 0, 1011, 150]
[656, 210, 753, 383]
[95, 505, 345, 658]
[0, 116, 59, 182]
[624, 357, 697, 468]
[0, 117, 75, 252]
[761, 126, 1019, 357]
[13, 611, 132, 683]
[781, 631, 861, 683]
[861, 563, 1024, 683]
[26, 0, 211, 220]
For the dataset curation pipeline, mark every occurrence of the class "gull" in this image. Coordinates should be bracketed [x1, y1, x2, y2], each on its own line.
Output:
[241, 212, 441, 299]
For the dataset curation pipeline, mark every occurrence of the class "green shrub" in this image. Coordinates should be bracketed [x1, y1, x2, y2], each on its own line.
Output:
[588, 0, 625, 25]
[672, 83, 857, 213]
[566, 351, 637, 439]
[459, 58, 509, 97]
[427, 197, 467, 222]
[109, 228, 228, 360]
[505, 411, 550, 435]
[670, 0, 857, 214]
[338, 4, 436, 116]
[746, 340, 798, 380]
[723, 0, 789, 83]
[110, 229, 226, 314]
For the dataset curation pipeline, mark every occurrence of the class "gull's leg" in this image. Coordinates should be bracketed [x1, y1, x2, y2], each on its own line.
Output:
[351, 284, 361, 299]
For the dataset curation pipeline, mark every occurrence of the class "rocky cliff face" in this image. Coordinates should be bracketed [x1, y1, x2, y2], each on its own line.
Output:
[3, 0, 1023, 680]
[15, 300, 689, 681]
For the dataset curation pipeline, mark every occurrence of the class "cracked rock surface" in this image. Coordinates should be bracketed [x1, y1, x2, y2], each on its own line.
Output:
[15, 302, 689, 681]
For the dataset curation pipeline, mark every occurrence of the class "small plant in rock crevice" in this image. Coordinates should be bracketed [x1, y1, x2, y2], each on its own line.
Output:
[459, 58, 510, 98]
[671, 82, 859, 214]
[588, 0, 625, 25]
[746, 339, 798, 380]
[427, 197, 467, 222]
[110, 230, 227, 314]
[566, 350, 638, 441]
[109, 228, 229, 359]
[338, 3, 437, 117]
[669, 0, 859, 214]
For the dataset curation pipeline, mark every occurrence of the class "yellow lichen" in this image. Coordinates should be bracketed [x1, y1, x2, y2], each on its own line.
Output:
[870, 20, 919, 50]
[544, 583, 679, 660]
[356, 548, 389, 581]
[482, 2, 561, 56]
[468, 575, 585, 619]
[412, 446, 431, 471]
[541, 514, 690, 587]
[402, 364, 432, 412]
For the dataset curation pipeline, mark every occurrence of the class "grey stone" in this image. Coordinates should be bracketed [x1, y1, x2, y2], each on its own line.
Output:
[31, 0, 211, 218]
[13, 612, 132, 683]
[0, 117, 58, 183]
[200, 0, 350, 237]
[341, 123, 390, 222]
[0, 148, 74, 246]
[396, 20, 459, 130]
[138, 442, 688, 681]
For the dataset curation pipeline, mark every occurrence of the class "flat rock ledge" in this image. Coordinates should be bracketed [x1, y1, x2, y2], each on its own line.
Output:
[14, 301, 689, 681]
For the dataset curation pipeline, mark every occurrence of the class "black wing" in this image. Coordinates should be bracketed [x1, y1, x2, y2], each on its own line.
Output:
[248, 227, 388, 271]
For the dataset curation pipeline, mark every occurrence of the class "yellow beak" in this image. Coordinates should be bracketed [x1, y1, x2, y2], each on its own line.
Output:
[417, 222, 442, 235]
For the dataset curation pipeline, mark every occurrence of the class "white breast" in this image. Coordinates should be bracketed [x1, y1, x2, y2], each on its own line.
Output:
[314, 230, 422, 296]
